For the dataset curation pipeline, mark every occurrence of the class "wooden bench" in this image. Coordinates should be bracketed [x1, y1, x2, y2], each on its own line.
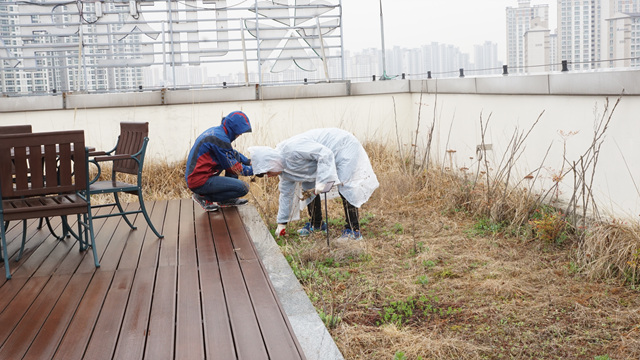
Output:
[0, 130, 99, 279]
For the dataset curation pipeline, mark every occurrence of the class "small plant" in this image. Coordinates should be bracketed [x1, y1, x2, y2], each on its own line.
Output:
[415, 275, 429, 285]
[318, 309, 341, 329]
[528, 206, 569, 243]
[377, 294, 460, 327]
[383, 222, 405, 237]
[466, 217, 505, 237]
[393, 352, 407, 360]
[359, 212, 374, 226]
[422, 260, 436, 268]
[594, 355, 611, 360]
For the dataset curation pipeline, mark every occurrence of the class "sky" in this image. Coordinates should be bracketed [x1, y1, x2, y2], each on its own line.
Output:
[340, 0, 556, 62]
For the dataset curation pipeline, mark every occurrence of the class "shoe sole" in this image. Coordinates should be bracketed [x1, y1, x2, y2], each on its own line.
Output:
[192, 196, 219, 212]
[219, 201, 249, 207]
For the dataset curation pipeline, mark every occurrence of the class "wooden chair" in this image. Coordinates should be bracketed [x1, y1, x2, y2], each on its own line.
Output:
[0, 130, 99, 279]
[88, 122, 163, 238]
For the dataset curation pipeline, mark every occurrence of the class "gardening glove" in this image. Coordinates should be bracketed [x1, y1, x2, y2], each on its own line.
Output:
[314, 183, 328, 195]
[275, 223, 287, 237]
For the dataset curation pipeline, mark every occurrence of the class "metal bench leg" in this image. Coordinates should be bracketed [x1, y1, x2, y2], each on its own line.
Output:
[15, 220, 27, 261]
[114, 193, 137, 231]
[1, 218, 11, 279]
[44, 217, 65, 239]
[138, 192, 163, 239]
[77, 213, 100, 268]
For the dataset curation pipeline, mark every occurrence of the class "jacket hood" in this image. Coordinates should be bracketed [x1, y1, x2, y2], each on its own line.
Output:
[221, 111, 252, 141]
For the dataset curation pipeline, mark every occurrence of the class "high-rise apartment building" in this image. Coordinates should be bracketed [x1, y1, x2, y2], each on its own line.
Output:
[524, 17, 551, 73]
[473, 41, 501, 75]
[506, 0, 550, 73]
[557, 0, 607, 70]
[603, 0, 640, 68]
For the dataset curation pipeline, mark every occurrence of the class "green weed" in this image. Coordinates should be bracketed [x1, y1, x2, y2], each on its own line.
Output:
[318, 309, 341, 329]
[466, 217, 505, 237]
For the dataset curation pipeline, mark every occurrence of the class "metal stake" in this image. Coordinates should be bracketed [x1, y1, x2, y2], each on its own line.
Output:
[324, 192, 330, 247]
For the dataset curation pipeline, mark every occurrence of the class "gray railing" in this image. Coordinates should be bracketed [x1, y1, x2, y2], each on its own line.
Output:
[0, 0, 344, 96]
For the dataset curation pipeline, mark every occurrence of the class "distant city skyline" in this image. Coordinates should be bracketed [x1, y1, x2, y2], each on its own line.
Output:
[341, 0, 556, 63]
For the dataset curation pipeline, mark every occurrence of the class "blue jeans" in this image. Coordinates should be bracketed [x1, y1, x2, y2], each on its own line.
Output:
[191, 175, 249, 202]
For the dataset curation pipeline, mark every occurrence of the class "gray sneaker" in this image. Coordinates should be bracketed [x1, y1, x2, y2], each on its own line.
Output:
[192, 194, 220, 212]
[218, 198, 248, 207]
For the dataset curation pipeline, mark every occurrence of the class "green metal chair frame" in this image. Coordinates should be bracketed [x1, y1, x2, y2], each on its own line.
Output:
[88, 122, 163, 238]
[0, 130, 99, 279]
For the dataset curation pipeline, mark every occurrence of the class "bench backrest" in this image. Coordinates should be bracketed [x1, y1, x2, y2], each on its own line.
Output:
[0, 125, 33, 135]
[113, 122, 149, 175]
[0, 130, 87, 199]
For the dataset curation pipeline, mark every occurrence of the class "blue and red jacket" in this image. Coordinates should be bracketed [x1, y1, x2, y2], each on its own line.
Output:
[185, 111, 253, 190]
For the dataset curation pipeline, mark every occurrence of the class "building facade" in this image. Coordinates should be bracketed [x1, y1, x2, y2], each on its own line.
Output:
[506, 0, 550, 73]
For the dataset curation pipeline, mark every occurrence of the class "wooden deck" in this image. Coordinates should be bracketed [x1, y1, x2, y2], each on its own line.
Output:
[0, 199, 306, 360]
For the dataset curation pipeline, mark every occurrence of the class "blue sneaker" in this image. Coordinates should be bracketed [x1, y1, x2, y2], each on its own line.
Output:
[297, 222, 327, 236]
[339, 228, 363, 241]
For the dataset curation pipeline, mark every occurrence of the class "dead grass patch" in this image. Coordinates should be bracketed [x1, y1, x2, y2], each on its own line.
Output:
[137, 142, 640, 359]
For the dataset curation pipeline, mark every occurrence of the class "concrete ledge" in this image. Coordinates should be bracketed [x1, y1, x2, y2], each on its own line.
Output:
[66, 91, 163, 109]
[476, 74, 550, 94]
[238, 205, 344, 360]
[260, 82, 349, 100]
[0, 95, 63, 112]
[549, 70, 637, 95]
[165, 86, 257, 104]
[424, 77, 477, 93]
[350, 79, 409, 95]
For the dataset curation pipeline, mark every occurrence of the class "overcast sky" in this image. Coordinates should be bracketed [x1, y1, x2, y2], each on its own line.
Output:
[340, 0, 556, 62]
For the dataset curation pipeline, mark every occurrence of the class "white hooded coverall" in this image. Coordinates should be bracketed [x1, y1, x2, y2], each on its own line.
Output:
[250, 128, 379, 224]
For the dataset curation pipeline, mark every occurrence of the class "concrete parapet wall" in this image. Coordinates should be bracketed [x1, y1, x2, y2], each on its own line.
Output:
[1, 71, 639, 219]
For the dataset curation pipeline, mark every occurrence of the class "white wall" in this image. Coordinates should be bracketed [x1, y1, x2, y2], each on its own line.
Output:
[1, 71, 639, 218]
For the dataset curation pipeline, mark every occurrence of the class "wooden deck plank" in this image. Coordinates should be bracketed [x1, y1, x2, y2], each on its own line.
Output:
[0, 275, 71, 359]
[52, 206, 114, 276]
[157, 199, 180, 267]
[175, 200, 204, 359]
[8, 225, 62, 279]
[111, 201, 167, 359]
[143, 265, 177, 360]
[209, 210, 237, 263]
[0, 276, 28, 313]
[82, 269, 135, 360]
[199, 261, 237, 360]
[0, 276, 49, 347]
[222, 207, 257, 261]
[88, 203, 138, 272]
[144, 200, 180, 360]
[210, 210, 268, 360]
[112, 266, 156, 360]
[242, 260, 304, 360]
[194, 208, 217, 264]
[136, 200, 167, 269]
[22, 273, 93, 360]
[178, 200, 197, 267]
[52, 271, 115, 360]
[175, 264, 205, 360]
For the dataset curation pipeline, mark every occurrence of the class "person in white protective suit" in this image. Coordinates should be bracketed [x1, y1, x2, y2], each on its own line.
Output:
[249, 128, 379, 240]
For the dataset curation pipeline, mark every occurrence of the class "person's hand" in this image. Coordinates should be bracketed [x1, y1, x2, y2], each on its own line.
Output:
[275, 223, 287, 237]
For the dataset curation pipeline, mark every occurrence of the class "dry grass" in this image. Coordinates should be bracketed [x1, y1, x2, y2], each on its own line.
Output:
[138, 144, 640, 360]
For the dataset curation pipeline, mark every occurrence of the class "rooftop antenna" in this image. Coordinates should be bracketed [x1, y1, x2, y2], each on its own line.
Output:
[379, 0, 393, 80]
